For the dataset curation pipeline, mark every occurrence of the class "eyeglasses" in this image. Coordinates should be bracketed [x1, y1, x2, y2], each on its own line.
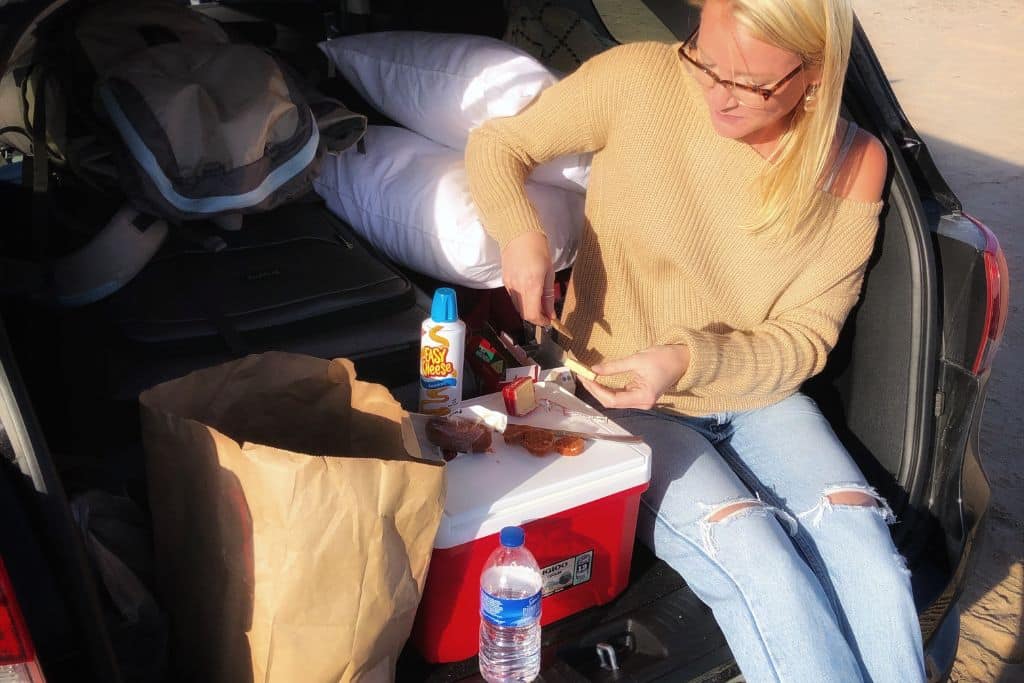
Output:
[678, 27, 804, 109]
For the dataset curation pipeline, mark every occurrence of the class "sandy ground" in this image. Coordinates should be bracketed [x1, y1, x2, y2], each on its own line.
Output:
[593, 1, 1023, 680]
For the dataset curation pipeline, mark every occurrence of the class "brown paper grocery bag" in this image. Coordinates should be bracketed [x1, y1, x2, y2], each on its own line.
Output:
[139, 352, 445, 683]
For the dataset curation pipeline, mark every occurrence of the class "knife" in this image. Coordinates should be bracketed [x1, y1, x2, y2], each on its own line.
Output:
[408, 412, 644, 444]
[532, 323, 569, 369]
[508, 424, 645, 444]
[548, 318, 574, 341]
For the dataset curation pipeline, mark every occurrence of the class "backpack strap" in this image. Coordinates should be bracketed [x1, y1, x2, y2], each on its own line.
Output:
[824, 121, 859, 193]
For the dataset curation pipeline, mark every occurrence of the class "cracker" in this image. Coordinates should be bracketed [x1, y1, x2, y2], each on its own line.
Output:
[564, 356, 597, 381]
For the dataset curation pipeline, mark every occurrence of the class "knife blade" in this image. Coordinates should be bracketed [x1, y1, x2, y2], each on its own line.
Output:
[533, 325, 568, 369]
[548, 318, 574, 340]
[509, 424, 645, 444]
[409, 412, 644, 444]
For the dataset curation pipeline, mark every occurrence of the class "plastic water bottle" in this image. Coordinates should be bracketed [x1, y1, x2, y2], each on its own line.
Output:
[479, 526, 542, 682]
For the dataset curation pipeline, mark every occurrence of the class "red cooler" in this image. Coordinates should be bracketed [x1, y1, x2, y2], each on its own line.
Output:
[411, 382, 651, 663]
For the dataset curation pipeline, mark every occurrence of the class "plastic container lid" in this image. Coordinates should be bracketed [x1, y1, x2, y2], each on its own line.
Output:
[430, 287, 459, 323]
[429, 382, 652, 549]
[499, 526, 524, 548]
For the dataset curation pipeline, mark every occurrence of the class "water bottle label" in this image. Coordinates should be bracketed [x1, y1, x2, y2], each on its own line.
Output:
[480, 589, 541, 627]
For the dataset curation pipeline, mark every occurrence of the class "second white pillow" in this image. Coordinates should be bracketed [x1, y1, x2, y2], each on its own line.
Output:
[314, 125, 584, 289]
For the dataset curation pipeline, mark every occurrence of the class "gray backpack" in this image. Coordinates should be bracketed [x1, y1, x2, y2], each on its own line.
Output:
[1, 0, 366, 222]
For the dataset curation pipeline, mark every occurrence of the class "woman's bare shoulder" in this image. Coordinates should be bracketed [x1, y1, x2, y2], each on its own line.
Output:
[829, 123, 888, 203]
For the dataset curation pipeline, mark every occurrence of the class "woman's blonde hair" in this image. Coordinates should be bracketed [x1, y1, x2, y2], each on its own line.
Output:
[691, 0, 854, 238]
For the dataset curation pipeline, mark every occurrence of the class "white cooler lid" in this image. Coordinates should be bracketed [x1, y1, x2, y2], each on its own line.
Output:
[426, 383, 651, 549]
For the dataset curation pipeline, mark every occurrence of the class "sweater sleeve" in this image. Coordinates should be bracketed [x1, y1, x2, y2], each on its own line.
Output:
[657, 210, 881, 399]
[465, 44, 630, 249]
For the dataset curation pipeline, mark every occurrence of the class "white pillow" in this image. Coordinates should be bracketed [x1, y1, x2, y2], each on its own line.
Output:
[319, 31, 590, 193]
[320, 31, 553, 150]
[313, 126, 584, 289]
[532, 154, 591, 194]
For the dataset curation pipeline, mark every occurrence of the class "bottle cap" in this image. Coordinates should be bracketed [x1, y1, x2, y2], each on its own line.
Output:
[499, 526, 525, 548]
[430, 287, 459, 323]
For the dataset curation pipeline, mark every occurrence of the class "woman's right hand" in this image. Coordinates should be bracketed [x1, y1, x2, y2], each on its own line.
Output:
[501, 231, 556, 327]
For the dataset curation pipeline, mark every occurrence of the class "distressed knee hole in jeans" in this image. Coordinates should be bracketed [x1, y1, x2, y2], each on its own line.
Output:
[698, 496, 798, 558]
[797, 483, 897, 528]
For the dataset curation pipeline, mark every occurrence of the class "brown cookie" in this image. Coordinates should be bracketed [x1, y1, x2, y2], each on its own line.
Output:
[522, 429, 556, 456]
[553, 436, 585, 456]
[503, 423, 532, 446]
[425, 416, 492, 453]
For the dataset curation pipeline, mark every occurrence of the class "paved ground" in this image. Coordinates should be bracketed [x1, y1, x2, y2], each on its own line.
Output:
[593, 1, 1023, 680]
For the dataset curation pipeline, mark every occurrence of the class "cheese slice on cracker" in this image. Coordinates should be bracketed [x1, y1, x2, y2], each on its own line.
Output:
[564, 356, 597, 381]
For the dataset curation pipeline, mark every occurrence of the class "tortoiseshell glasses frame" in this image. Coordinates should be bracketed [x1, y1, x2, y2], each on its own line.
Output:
[678, 26, 804, 107]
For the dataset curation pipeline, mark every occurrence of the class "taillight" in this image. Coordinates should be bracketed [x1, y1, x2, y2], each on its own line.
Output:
[965, 214, 1010, 375]
[0, 557, 46, 683]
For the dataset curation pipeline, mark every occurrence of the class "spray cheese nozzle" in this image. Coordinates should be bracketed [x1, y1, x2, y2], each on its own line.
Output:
[430, 287, 459, 323]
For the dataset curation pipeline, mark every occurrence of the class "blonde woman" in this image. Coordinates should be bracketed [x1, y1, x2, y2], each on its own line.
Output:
[466, 0, 925, 680]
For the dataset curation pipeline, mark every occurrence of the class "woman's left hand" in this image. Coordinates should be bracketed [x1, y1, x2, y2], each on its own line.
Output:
[576, 345, 691, 410]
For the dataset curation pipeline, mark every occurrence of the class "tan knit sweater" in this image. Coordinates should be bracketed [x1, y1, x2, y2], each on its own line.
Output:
[465, 42, 882, 416]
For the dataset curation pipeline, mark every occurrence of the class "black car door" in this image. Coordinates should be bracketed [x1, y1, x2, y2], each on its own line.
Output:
[0, 316, 123, 683]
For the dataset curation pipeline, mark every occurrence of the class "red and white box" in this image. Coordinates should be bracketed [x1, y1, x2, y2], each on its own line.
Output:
[411, 383, 651, 663]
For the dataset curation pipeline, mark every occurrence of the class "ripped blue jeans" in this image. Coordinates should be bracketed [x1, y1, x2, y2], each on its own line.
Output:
[604, 392, 925, 683]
